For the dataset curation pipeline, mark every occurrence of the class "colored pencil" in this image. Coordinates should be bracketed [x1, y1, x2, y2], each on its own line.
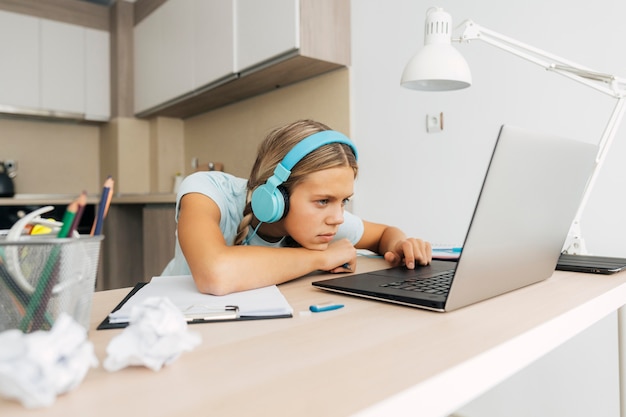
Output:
[91, 176, 114, 236]
[57, 199, 79, 239]
[67, 191, 87, 237]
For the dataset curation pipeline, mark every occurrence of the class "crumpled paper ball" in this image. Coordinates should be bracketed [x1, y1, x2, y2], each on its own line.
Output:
[0, 313, 98, 408]
[103, 297, 202, 372]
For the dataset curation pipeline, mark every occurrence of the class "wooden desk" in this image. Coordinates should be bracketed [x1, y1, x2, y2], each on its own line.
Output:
[2, 257, 626, 416]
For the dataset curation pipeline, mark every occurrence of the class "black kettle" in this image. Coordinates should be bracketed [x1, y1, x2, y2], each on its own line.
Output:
[0, 161, 15, 198]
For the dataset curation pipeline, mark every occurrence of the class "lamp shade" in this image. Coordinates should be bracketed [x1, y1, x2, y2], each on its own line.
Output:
[401, 8, 472, 91]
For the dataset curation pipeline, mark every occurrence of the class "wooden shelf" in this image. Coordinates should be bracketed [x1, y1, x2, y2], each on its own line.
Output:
[136, 55, 345, 120]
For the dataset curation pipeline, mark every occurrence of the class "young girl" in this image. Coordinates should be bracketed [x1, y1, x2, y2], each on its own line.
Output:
[162, 119, 431, 295]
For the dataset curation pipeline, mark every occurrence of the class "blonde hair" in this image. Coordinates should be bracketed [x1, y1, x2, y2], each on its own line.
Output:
[234, 120, 358, 245]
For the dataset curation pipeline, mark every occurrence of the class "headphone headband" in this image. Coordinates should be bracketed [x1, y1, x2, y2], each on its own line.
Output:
[282, 130, 358, 170]
[251, 130, 358, 223]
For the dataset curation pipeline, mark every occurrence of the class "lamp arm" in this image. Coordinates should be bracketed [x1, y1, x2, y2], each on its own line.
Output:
[455, 20, 626, 98]
[453, 19, 626, 254]
[565, 97, 626, 253]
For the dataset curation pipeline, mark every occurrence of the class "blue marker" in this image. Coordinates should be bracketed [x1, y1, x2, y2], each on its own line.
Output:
[436, 247, 462, 253]
[309, 301, 345, 313]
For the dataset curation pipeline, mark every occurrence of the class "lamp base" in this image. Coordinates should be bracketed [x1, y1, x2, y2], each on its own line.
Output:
[562, 221, 588, 255]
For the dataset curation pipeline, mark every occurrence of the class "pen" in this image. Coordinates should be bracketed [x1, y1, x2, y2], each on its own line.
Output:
[309, 302, 345, 312]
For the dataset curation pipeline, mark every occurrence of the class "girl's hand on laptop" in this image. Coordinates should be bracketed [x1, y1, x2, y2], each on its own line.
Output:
[384, 238, 432, 269]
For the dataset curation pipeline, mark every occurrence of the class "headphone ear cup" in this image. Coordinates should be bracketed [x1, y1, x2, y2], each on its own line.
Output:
[251, 182, 287, 223]
[277, 185, 289, 219]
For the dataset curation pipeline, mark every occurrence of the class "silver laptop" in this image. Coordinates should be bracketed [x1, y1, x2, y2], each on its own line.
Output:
[312, 125, 597, 312]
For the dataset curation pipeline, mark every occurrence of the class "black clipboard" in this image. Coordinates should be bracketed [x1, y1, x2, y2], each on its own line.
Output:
[96, 283, 293, 330]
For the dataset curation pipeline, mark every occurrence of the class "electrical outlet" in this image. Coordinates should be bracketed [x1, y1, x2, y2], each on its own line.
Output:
[426, 113, 443, 133]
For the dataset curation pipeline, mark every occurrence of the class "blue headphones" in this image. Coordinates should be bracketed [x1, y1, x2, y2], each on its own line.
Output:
[250, 130, 358, 223]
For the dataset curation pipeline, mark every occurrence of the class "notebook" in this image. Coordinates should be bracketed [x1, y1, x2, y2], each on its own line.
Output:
[557, 253, 626, 274]
[312, 125, 598, 312]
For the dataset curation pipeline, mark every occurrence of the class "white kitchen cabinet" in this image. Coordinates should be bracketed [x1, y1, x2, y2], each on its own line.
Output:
[40, 19, 85, 115]
[193, 0, 235, 89]
[0, 10, 110, 121]
[0, 10, 39, 109]
[134, 0, 195, 113]
[85, 28, 111, 121]
[40, 20, 110, 120]
[134, 0, 349, 118]
[160, 0, 195, 105]
[135, 0, 235, 114]
[235, 0, 298, 73]
[134, 5, 161, 114]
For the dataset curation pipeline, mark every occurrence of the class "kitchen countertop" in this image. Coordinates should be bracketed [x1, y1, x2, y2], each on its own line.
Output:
[110, 193, 176, 204]
[0, 193, 176, 206]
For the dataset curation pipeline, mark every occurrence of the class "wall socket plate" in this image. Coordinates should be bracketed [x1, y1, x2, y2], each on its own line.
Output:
[426, 113, 443, 133]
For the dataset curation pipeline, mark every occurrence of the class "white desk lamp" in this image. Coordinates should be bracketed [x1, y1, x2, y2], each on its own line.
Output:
[402, 7, 626, 255]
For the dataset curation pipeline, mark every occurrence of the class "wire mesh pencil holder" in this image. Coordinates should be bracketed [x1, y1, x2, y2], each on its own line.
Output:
[0, 235, 104, 333]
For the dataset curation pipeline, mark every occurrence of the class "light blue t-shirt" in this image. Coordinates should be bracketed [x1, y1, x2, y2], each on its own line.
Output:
[161, 171, 364, 276]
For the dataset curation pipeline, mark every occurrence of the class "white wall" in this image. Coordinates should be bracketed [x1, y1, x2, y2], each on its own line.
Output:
[350, 1, 625, 415]
[350, 0, 626, 257]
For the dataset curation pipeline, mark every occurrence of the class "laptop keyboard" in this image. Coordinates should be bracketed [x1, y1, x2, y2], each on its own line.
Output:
[379, 270, 454, 295]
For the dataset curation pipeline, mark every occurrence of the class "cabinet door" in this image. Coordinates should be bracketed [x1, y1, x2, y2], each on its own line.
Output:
[193, 0, 235, 88]
[142, 205, 177, 281]
[40, 19, 85, 114]
[0, 10, 39, 109]
[134, 0, 195, 114]
[84, 28, 110, 121]
[235, 0, 299, 72]
[134, 6, 161, 113]
[159, 0, 194, 105]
